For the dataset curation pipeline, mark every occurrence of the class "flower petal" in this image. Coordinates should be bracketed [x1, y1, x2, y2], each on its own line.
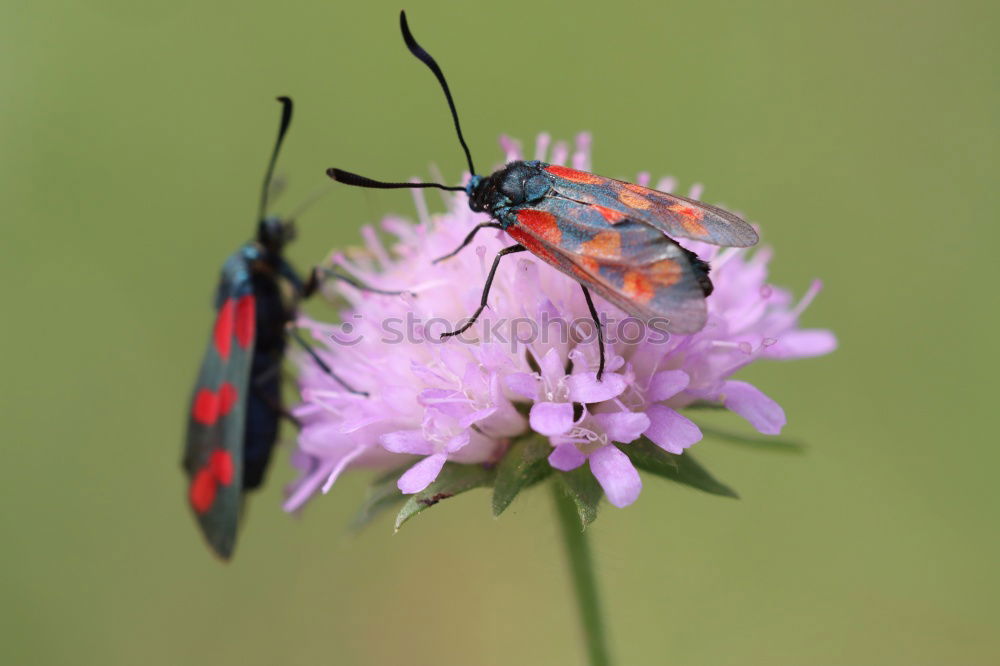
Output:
[566, 372, 626, 403]
[505, 372, 540, 400]
[418, 389, 471, 420]
[592, 411, 651, 444]
[458, 406, 497, 429]
[548, 442, 586, 471]
[762, 330, 838, 359]
[721, 380, 786, 435]
[644, 405, 703, 454]
[320, 445, 367, 494]
[439, 344, 469, 377]
[397, 453, 448, 494]
[484, 373, 529, 437]
[647, 370, 690, 402]
[444, 429, 471, 453]
[380, 430, 433, 455]
[282, 458, 337, 513]
[539, 347, 565, 385]
[589, 445, 642, 508]
[530, 401, 575, 436]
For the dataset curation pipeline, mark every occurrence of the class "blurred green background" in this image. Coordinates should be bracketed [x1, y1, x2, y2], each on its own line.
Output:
[2, 0, 997, 664]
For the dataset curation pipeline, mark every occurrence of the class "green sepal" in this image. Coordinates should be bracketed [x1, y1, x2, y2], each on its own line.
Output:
[350, 465, 410, 532]
[700, 425, 805, 454]
[554, 466, 603, 529]
[680, 400, 727, 410]
[394, 462, 496, 530]
[621, 438, 739, 498]
[492, 435, 554, 517]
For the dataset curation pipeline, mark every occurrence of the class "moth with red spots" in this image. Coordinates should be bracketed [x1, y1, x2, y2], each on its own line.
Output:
[329, 12, 758, 379]
[185, 97, 379, 559]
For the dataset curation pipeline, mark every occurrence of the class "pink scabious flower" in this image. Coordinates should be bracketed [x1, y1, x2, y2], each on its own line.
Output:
[284, 133, 836, 513]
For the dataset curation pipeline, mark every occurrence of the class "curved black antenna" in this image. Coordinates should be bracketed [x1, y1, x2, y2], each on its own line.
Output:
[328, 168, 465, 192]
[259, 96, 294, 221]
[400, 11, 476, 176]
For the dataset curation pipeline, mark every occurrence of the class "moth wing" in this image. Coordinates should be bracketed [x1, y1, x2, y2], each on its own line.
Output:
[503, 199, 711, 334]
[183, 267, 256, 559]
[538, 163, 758, 248]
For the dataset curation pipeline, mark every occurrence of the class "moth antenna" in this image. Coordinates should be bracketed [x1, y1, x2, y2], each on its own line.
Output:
[286, 184, 335, 222]
[259, 96, 294, 221]
[327, 168, 465, 192]
[399, 10, 476, 176]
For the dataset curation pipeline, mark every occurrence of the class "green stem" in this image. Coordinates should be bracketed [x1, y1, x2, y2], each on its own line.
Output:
[552, 481, 612, 666]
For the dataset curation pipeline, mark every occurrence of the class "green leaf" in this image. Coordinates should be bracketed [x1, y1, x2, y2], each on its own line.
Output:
[699, 425, 805, 454]
[492, 436, 554, 516]
[394, 462, 496, 530]
[555, 466, 604, 529]
[350, 465, 410, 532]
[621, 438, 739, 499]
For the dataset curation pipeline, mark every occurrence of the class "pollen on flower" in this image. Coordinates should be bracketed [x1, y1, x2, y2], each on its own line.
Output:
[284, 133, 836, 514]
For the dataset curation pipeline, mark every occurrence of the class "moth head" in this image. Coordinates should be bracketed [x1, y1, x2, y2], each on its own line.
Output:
[257, 215, 296, 252]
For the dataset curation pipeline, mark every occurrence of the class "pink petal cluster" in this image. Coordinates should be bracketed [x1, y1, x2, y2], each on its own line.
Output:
[284, 134, 836, 512]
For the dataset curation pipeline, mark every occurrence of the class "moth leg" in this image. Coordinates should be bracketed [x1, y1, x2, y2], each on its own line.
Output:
[304, 266, 408, 298]
[278, 406, 301, 428]
[580, 285, 606, 381]
[286, 324, 369, 397]
[277, 259, 308, 296]
[277, 259, 401, 299]
[441, 244, 527, 338]
[432, 222, 504, 264]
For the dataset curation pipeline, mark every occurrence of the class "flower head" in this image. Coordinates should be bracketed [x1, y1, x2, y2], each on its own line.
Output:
[284, 133, 836, 513]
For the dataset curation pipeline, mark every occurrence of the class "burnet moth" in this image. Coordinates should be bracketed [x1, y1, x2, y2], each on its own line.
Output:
[183, 97, 399, 559]
[328, 12, 759, 380]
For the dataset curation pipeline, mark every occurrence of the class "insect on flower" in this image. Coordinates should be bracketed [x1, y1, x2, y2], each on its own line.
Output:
[328, 11, 759, 380]
[183, 97, 401, 559]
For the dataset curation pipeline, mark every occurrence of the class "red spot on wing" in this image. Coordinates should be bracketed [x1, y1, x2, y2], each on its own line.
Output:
[617, 188, 652, 210]
[234, 294, 255, 348]
[505, 226, 559, 265]
[192, 388, 219, 425]
[213, 299, 235, 360]
[667, 203, 709, 237]
[592, 204, 626, 223]
[515, 209, 562, 245]
[192, 383, 238, 426]
[623, 270, 655, 304]
[189, 449, 236, 514]
[189, 467, 217, 514]
[576, 256, 599, 275]
[580, 231, 622, 259]
[218, 382, 237, 416]
[623, 182, 652, 195]
[669, 204, 702, 219]
[210, 450, 235, 486]
[649, 259, 682, 287]
[544, 164, 604, 185]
